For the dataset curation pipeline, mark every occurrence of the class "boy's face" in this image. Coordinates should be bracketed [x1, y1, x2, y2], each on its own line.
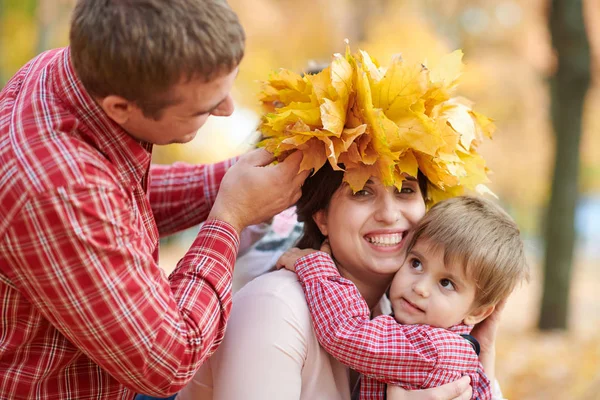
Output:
[388, 238, 487, 328]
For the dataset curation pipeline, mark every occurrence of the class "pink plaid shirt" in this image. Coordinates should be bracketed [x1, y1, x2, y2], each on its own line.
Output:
[0, 48, 240, 399]
[295, 252, 492, 400]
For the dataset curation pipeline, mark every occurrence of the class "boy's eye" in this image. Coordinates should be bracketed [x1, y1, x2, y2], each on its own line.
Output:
[440, 278, 455, 291]
[410, 258, 423, 271]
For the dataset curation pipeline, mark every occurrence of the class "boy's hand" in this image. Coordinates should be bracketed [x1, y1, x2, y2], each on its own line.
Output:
[275, 248, 320, 272]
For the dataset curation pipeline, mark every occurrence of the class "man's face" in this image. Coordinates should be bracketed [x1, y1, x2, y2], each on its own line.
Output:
[122, 67, 238, 145]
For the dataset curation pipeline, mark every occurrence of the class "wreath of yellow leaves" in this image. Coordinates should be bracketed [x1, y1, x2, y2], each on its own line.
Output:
[258, 45, 496, 206]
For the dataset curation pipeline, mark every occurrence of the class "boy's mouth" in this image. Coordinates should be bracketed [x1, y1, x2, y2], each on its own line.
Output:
[400, 297, 425, 313]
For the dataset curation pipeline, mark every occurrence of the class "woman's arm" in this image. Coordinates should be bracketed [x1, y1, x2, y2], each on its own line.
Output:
[178, 278, 308, 400]
[471, 299, 507, 400]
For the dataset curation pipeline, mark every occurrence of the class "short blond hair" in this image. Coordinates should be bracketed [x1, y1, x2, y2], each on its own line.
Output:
[403, 196, 529, 308]
[70, 0, 245, 119]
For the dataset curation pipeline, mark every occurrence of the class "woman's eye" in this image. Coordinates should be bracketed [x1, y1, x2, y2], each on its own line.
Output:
[440, 279, 455, 291]
[410, 258, 423, 271]
[353, 189, 370, 197]
[396, 184, 417, 195]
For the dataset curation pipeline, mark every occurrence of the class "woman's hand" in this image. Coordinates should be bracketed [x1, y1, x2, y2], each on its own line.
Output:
[386, 376, 472, 400]
[470, 298, 506, 383]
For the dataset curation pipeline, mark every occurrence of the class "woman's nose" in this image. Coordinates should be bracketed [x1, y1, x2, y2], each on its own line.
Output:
[373, 195, 401, 224]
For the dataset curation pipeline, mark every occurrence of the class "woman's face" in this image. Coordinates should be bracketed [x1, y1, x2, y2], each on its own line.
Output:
[313, 176, 427, 282]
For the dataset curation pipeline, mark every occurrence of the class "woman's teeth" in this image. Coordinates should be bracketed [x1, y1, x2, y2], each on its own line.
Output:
[365, 233, 403, 246]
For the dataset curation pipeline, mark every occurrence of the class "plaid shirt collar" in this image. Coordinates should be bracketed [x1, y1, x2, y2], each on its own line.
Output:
[50, 46, 153, 187]
[448, 323, 473, 335]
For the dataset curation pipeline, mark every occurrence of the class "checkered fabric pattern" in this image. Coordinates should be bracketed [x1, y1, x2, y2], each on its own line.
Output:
[0, 47, 239, 399]
[295, 252, 492, 400]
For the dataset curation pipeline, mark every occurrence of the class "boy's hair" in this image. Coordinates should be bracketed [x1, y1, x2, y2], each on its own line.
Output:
[70, 0, 245, 119]
[403, 196, 529, 308]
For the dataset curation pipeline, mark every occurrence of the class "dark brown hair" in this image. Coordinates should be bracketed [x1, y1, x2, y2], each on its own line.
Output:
[403, 196, 529, 307]
[70, 0, 245, 119]
[295, 163, 428, 250]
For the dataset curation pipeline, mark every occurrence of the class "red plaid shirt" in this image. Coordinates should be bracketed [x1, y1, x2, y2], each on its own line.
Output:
[0, 48, 240, 399]
[295, 252, 492, 400]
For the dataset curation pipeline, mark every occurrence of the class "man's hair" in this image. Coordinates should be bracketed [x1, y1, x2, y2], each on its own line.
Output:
[70, 0, 245, 119]
[403, 196, 529, 308]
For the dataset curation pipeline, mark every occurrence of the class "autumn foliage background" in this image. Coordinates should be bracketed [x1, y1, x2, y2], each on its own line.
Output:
[2, 0, 600, 398]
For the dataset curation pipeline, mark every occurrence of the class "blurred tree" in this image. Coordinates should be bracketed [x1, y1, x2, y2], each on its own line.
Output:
[539, 0, 590, 330]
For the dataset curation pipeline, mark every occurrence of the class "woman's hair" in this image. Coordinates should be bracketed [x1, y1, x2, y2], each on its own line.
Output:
[295, 163, 428, 249]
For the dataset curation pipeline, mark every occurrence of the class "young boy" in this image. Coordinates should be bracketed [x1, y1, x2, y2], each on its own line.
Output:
[277, 196, 529, 400]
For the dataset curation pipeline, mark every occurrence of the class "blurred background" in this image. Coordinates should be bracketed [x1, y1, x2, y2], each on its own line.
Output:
[2, 0, 599, 398]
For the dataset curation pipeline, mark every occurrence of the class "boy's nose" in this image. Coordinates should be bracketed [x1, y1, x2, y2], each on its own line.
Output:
[412, 280, 430, 298]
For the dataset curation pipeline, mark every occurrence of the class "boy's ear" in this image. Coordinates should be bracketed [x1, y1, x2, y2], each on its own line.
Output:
[464, 304, 496, 326]
[312, 210, 328, 236]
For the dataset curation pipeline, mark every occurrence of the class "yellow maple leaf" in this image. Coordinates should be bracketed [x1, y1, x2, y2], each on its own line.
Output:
[373, 57, 427, 123]
[257, 45, 495, 201]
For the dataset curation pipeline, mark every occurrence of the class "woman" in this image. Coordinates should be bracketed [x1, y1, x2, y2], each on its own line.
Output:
[176, 163, 503, 400]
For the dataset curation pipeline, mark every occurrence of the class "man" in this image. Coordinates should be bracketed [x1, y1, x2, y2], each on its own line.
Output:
[0, 0, 307, 399]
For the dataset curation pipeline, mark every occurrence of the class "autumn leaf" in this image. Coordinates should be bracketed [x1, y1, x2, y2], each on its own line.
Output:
[257, 45, 495, 201]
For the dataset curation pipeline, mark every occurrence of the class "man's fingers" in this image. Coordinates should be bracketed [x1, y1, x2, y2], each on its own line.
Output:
[242, 148, 276, 167]
[281, 149, 303, 166]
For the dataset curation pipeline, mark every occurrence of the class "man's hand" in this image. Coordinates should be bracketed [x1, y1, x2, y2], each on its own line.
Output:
[275, 248, 318, 272]
[386, 376, 472, 400]
[208, 149, 309, 234]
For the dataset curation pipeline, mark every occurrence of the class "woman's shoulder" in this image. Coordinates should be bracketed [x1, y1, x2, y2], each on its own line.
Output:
[228, 269, 315, 348]
[234, 269, 305, 301]
[232, 269, 311, 317]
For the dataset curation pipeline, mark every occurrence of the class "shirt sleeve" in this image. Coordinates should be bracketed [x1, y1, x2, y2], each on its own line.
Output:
[0, 181, 239, 396]
[148, 158, 237, 236]
[178, 282, 309, 400]
[295, 252, 491, 398]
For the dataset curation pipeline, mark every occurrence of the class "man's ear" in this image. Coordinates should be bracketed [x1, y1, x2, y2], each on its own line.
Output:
[312, 209, 328, 236]
[464, 304, 496, 325]
[98, 95, 135, 125]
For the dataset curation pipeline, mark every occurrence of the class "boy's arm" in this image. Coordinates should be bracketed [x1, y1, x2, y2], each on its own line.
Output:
[295, 252, 492, 397]
[295, 252, 438, 386]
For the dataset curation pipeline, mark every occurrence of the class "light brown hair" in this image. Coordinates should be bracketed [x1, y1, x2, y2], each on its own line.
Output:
[70, 0, 245, 119]
[403, 196, 529, 308]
